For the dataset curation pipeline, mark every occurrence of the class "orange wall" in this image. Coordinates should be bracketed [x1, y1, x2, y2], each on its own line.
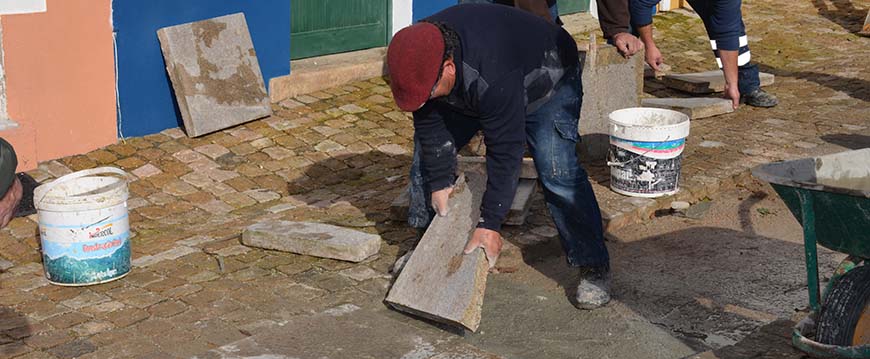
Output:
[2, 0, 117, 171]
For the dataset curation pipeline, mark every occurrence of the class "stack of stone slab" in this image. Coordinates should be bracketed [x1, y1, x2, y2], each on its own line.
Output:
[157, 13, 272, 137]
[390, 156, 538, 226]
[385, 172, 490, 332]
[643, 70, 775, 119]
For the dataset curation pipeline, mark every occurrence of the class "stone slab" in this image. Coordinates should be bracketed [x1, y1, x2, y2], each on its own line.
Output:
[242, 221, 381, 262]
[157, 13, 272, 137]
[504, 179, 538, 226]
[269, 47, 387, 103]
[641, 97, 734, 119]
[386, 172, 489, 332]
[663, 70, 775, 94]
[579, 42, 644, 160]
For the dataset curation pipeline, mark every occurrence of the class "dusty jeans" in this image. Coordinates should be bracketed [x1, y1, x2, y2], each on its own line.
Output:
[408, 67, 610, 268]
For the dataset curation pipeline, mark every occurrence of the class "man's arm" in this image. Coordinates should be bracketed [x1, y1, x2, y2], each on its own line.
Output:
[719, 49, 740, 109]
[413, 103, 458, 202]
[596, 0, 644, 57]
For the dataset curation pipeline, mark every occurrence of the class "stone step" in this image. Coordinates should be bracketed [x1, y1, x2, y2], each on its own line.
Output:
[663, 70, 774, 94]
[641, 97, 734, 119]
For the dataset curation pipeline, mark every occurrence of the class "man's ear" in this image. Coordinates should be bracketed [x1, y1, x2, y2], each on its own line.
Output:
[443, 57, 456, 77]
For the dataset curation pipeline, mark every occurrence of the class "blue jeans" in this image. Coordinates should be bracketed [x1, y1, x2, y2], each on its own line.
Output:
[408, 67, 610, 268]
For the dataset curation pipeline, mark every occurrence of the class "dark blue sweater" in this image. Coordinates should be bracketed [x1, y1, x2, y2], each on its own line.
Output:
[415, 4, 579, 231]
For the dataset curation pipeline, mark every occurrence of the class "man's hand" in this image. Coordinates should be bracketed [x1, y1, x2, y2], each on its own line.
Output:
[724, 82, 740, 110]
[463, 228, 503, 269]
[431, 186, 454, 217]
[611, 32, 644, 58]
[0, 177, 22, 228]
[644, 44, 664, 71]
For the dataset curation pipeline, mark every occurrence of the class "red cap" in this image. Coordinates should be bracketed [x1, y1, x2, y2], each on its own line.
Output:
[387, 23, 445, 112]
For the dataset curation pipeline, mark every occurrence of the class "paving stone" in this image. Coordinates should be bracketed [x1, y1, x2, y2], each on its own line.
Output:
[22, 330, 73, 350]
[131, 163, 163, 179]
[72, 321, 114, 336]
[173, 149, 207, 163]
[60, 291, 110, 310]
[242, 221, 381, 262]
[48, 339, 97, 359]
[262, 146, 295, 160]
[157, 13, 272, 137]
[0, 341, 31, 357]
[40, 161, 73, 177]
[44, 312, 91, 330]
[147, 300, 189, 318]
[161, 127, 186, 139]
[377, 143, 408, 156]
[196, 200, 234, 215]
[699, 140, 726, 148]
[531, 225, 559, 238]
[314, 139, 345, 152]
[338, 266, 386, 282]
[244, 189, 281, 203]
[641, 97, 734, 119]
[339, 104, 368, 114]
[793, 141, 818, 149]
[202, 168, 240, 182]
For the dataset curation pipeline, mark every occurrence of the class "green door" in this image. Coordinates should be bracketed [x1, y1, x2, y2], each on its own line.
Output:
[291, 0, 390, 59]
[559, 0, 590, 14]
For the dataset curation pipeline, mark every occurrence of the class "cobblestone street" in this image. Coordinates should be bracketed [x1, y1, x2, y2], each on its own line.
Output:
[0, 0, 868, 357]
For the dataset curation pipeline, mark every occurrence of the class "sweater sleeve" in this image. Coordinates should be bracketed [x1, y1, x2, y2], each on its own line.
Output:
[413, 103, 457, 193]
[476, 71, 526, 232]
[596, 0, 631, 39]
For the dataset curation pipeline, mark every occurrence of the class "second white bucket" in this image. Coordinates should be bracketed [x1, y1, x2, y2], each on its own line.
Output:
[34, 167, 132, 286]
[608, 107, 691, 198]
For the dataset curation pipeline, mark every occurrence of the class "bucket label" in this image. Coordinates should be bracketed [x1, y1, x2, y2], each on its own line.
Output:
[611, 137, 685, 160]
[39, 206, 131, 285]
[609, 144, 681, 195]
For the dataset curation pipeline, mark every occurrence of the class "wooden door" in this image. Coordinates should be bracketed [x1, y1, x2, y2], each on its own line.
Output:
[291, 0, 390, 59]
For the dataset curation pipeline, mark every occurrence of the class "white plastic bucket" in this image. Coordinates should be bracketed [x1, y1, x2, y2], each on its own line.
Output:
[34, 167, 132, 286]
[608, 107, 691, 198]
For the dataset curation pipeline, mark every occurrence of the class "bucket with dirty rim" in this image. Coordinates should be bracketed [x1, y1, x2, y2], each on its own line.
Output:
[608, 107, 691, 198]
[34, 167, 132, 286]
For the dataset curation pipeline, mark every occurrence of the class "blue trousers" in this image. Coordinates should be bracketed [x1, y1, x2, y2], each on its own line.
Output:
[408, 68, 610, 268]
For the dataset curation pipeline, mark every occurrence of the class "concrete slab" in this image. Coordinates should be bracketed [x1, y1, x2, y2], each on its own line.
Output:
[242, 221, 381, 262]
[505, 179, 537, 226]
[386, 173, 489, 332]
[641, 97, 734, 119]
[579, 42, 644, 160]
[157, 13, 271, 137]
[663, 70, 775, 94]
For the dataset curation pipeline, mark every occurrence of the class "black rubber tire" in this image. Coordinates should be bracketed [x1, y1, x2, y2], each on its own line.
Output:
[817, 264, 870, 346]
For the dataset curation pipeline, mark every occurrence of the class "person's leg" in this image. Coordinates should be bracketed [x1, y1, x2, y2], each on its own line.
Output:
[525, 68, 609, 269]
[0, 138, 21, 228]
[407, 109, 482, 232]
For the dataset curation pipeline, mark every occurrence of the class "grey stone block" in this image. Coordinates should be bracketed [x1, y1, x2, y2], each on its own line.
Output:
[579, 42, 644, 160]
[157, 13, 272, 138]
[663, 70, 775, 94]
[386, 172, 489, 332]
[242, 221, 381, 262]
[641, 97, 734, 119]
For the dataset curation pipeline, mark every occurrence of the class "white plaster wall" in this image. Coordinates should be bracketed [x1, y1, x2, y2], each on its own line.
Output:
[0, 0, 46, 15]
[392, 0, 413, 35]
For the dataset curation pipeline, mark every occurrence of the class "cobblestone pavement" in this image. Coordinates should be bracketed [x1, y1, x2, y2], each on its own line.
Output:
[1, 0, 868, 357]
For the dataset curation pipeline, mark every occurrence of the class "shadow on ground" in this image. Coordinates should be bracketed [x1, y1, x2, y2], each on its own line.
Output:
[0, 307, 31, 357]
[820, 133, 870, 149]
[810, 0, 868, 33]
[758, 64, 870, 102]
[515, 220, 841, 352]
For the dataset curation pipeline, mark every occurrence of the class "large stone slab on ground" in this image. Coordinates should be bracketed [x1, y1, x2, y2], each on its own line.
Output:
[505, 179, 538, 226]
[579, 42, 644, 160]
[663, 70, 775, 94]
[157, 13, 272, 137]
[386, 172, 489, 332]
[641, 97, 734, 119]
[242, 221, 380, 262]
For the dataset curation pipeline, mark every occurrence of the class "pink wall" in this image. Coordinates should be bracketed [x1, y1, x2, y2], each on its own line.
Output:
[2, 0, 117, 171]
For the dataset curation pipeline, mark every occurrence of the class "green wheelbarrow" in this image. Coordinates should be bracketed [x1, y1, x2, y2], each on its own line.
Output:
[752, 148, 870, 358]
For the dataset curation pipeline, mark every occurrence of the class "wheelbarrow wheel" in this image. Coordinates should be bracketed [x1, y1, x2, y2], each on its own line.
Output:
[817, 264, 870, 346]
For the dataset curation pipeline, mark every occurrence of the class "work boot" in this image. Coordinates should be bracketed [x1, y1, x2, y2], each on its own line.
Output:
[574, 265, 611, 310]
[742, 88, 779, 108]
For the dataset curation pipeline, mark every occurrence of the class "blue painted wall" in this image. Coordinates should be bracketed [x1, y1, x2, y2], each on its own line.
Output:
[112, 0, 290, 137]
[413, 0, 457, 21]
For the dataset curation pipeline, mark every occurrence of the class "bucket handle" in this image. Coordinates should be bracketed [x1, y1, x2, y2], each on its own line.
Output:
[35, 167, 131, 206]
